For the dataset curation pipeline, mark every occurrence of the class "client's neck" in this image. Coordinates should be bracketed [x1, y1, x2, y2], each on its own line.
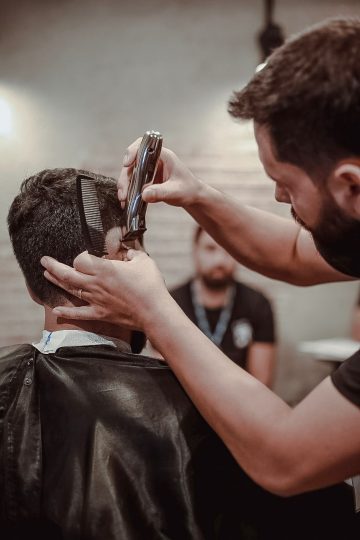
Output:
[44, 306, 132, 343]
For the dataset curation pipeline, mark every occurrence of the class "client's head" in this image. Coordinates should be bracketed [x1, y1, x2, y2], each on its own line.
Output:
[8, 168, 124, 308]
[7, 168, 146, 349]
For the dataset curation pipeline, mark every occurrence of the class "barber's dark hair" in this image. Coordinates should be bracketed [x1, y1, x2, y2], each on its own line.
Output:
[8, 168, 122, 307]
[228, 18, 360, 180]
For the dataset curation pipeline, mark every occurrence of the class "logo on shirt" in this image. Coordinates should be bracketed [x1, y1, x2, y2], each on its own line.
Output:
[231, 319, 253, 349]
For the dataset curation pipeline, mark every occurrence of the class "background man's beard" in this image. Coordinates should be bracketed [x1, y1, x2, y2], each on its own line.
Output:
[291, 206, 311, 231]
[201, 275, 234, 290]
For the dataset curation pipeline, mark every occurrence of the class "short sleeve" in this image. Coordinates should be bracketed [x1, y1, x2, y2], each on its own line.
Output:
[252, 295, 276, 344]
[331, 349, 360, 407]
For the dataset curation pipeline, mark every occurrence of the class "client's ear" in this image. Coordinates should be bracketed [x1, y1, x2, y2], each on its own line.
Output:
[130, 331, 146, 354]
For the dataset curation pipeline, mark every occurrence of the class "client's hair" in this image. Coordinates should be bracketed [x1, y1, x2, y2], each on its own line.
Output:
[8, 168, 122, 307]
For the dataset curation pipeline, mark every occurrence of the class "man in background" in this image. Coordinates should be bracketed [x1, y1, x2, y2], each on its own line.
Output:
[171, 226, 276, 386]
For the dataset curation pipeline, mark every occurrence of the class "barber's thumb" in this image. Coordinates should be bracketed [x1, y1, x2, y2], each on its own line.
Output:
[74, 251, 102, 272]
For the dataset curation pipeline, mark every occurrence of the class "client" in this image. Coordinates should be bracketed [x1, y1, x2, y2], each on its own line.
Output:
[1, 168, 246, 539]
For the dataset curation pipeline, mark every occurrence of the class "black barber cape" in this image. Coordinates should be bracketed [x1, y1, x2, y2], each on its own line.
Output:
[0, 344, 245, 540]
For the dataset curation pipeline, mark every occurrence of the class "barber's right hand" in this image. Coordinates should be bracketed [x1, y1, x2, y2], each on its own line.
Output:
[118, 138, 205, 208]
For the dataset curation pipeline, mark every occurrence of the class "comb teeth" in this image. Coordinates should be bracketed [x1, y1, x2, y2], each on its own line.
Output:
[77, 176, 107, 257]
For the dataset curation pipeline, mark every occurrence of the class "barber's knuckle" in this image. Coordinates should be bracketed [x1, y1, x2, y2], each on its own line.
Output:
[91, 281, 102, 294]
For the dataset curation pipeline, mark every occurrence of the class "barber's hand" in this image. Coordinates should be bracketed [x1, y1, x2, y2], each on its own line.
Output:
[118, 138, 206, 208]
[40, 250, 171, 331]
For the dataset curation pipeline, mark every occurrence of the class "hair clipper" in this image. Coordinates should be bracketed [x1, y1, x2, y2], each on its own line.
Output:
[123, 130, 162, 244]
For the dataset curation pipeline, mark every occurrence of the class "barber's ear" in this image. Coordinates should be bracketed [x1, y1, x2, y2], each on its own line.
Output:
[330, 162, 360, 219]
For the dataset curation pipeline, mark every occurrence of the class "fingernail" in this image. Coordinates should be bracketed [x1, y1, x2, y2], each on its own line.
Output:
[40, 256, 48, 266]
[123, 151, 129, 165]
[53, 308, 61, 316]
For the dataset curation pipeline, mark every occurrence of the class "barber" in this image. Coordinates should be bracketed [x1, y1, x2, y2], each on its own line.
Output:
[41, 18, 360, 498]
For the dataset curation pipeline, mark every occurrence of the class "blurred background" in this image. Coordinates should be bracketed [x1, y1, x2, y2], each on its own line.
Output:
[1, 0, 359, 403]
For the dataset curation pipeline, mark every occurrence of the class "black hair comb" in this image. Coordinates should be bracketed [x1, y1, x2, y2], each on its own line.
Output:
[76, 175, 108, 257]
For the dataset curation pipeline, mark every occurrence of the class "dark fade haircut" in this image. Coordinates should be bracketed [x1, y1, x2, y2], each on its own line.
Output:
[8, 168, 122, 307]
[228, 18, 360, 181]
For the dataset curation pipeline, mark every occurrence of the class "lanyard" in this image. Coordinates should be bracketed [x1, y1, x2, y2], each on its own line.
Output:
[190, 281, 236, 346]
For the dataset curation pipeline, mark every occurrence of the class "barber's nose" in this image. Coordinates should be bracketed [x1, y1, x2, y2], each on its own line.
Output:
[275, 184, 291, 204]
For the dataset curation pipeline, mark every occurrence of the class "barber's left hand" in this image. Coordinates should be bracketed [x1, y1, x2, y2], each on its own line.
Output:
[40, 250, 170, 330]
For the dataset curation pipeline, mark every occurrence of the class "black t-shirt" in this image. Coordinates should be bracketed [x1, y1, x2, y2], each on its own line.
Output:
[170, 280, 275, 369]
[331, 349, 360, 407]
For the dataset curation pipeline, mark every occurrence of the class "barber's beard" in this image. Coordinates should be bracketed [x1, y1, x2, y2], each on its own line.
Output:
[291, 207, 311, 231]
[291, 200, 360, 278]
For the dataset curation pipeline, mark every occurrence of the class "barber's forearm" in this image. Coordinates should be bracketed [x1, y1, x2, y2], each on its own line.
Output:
[146, 295, 293, 491]
[185, 183, 345, 285]
[247, 344, 276, 388]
